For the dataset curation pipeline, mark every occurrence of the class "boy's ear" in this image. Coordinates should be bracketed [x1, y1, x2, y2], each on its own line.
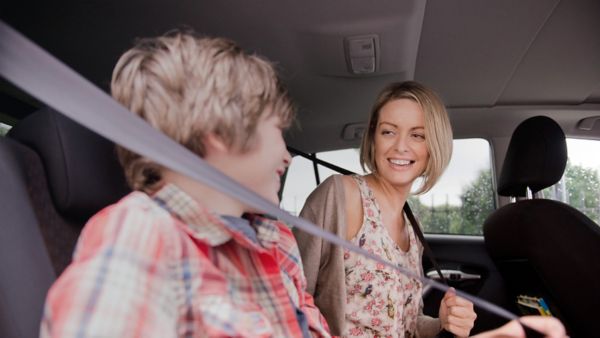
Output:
[203, 133, 229, 155]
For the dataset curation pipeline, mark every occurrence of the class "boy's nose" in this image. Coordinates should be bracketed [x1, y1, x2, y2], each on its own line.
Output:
[283, 150, 292, 167]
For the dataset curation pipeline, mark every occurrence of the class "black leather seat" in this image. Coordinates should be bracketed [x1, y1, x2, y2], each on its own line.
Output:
[0, 107, 129, 338]
[483, 115, 600, 338]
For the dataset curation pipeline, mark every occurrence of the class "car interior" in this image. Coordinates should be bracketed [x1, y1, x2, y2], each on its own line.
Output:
[1, 1, 600, 337]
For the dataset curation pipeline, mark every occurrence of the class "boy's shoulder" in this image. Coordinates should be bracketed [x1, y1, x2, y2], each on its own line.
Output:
[77, 191, 183, 254]
[92, 190, 172, 225]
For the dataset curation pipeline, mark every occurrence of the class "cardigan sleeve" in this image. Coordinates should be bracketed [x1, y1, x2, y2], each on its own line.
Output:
[293, 175, 347, 336]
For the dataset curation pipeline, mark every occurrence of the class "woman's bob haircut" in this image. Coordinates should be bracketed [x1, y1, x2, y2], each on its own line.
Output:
[359, 81, 453, 194]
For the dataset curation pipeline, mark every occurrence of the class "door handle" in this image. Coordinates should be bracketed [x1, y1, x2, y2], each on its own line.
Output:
[425, 269, 481, 282]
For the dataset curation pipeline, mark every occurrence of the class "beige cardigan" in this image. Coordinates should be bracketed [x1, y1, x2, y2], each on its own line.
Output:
[293, 174, 441, 337]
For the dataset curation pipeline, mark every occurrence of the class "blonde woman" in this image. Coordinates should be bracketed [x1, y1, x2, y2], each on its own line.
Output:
[294, 81, 477, 338]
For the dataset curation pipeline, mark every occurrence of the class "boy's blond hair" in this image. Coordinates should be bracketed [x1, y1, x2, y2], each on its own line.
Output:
[111, 31, 294, 192]
[359, 81, 453, 194]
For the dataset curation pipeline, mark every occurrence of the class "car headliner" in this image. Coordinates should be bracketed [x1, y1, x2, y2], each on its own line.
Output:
[1, 0, 599, 153]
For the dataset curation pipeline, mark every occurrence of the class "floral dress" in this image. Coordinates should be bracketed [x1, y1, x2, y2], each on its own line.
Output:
[343, 176, 424, 338]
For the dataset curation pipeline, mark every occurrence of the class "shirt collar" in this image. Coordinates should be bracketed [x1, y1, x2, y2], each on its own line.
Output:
[152, 183, 279, 249]
[243, 214, 281, 249]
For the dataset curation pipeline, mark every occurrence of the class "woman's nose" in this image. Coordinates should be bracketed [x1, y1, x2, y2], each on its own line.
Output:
[394, 136, 409, 153]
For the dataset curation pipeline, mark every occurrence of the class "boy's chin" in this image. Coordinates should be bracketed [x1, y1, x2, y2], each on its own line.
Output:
[244, 196, 280, 214]
[262, 191, 281, 205]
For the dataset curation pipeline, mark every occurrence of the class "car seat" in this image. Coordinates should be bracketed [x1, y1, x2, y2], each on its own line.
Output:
[0, 107, 129, 338]
[483, 115, 600, 338]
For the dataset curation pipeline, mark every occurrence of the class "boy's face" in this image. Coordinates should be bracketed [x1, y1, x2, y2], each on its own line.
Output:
[222, 114, 291, 206]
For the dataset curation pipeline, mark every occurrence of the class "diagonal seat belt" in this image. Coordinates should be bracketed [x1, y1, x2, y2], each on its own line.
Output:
[0, 20, 544, 337]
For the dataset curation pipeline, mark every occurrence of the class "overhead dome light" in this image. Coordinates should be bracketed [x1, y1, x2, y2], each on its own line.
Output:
[344, 34, 379, 75]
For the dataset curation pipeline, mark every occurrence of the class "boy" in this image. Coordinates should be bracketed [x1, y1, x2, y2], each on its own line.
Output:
[40, 32, 330, 337]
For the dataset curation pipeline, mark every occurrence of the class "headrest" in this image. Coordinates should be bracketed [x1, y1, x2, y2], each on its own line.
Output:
[498, 115, 567, 197]
[8, 107, 130, 221]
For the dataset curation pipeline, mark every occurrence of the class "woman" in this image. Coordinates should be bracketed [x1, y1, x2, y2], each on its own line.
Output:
[294, 81, 477, 337]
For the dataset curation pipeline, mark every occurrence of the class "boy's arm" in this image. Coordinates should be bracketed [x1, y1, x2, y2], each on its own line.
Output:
[40, 204, 178, 338]
[300, 289, 333, 337]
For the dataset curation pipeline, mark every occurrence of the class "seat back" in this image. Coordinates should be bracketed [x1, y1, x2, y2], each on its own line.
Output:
[0, 107, 129, 338]
[0, 138, 55, 338]
[483, 116, 600, 337]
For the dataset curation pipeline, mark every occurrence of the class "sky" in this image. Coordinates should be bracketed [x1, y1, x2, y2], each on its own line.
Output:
[280, 138, 600, 214]
[566, 139, 600, 169]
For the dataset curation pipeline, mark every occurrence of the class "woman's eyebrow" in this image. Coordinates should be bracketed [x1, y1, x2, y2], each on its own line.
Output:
[378, 121, 397, 128]
[379, 121, 425, 130]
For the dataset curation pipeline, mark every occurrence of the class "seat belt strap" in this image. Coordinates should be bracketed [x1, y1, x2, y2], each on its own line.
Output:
[0, 20, 520, 325]
[404, 204, 448, 284]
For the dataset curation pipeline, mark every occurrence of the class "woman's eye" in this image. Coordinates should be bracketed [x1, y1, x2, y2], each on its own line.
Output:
[412, 133, 426, 140]
[381, 130, 394, 136]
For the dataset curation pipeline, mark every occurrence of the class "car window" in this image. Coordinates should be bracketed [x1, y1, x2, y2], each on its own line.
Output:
[282, 138, 494, 235]
[539, 138, 600, 223]
[0, 122, 11, 136]
[280, 155, 319, 216]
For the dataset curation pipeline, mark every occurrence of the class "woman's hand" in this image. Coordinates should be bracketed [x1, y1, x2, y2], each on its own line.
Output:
[472, 316, 567, 338]
[438, 288, 477, 337]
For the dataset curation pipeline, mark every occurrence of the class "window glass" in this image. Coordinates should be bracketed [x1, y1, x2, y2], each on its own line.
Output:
[280, 155, 317, 216]
[0, 122, 11, 136]
[317, 148, 366, 178]
[412, 139, 493, 235]
[539, 138, 600, 223]
[281, 139, 494, 235]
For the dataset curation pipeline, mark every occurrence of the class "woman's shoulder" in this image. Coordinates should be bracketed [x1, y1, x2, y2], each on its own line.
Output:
[320, 173, 346, 189]
[305, 174, 343, 201]
[323, 173, 362, 190]
[340, 174, 362, 203]
[304, 174, 361, 205]
[300, 175, 349, 220]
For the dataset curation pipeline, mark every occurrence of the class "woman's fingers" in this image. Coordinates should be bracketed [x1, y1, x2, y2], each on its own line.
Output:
[440, 288, 477, 337]
[448, 305, 477, 318]
[444, 292, 474, 308]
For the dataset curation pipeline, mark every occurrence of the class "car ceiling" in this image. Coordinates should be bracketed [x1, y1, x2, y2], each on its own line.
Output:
[1, 0, 599, 153]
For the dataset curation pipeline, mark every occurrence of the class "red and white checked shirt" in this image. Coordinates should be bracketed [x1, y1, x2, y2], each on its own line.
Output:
[40, 184, 331, 338]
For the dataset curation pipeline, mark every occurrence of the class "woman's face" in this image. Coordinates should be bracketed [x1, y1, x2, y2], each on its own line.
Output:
[373, 98, 430, 191]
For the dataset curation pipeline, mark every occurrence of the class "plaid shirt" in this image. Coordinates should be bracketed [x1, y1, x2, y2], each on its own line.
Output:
[40, 184, 331, 338]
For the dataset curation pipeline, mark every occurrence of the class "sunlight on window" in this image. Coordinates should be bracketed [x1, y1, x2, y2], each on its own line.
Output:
[539, 139, 600, 223]
[281, 156, 317, 216]
[415, 139, 493, 235]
